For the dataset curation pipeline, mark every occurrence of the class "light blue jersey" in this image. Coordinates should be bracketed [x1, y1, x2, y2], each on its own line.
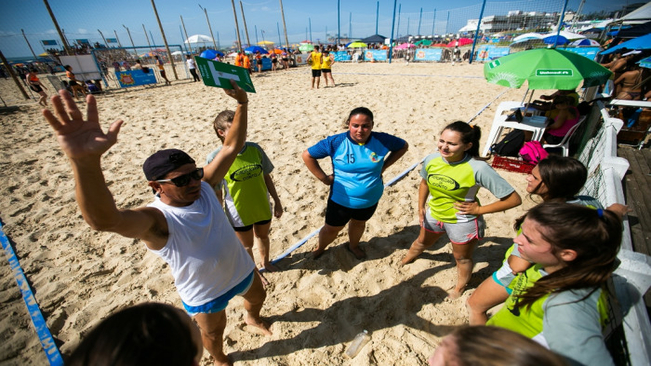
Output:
[308, 131, 406, 209]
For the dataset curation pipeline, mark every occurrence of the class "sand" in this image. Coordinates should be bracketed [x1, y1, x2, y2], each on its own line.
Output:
[0, 62, 537, 365]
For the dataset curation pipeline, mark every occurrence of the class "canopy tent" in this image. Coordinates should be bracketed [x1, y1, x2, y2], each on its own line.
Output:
[361, 34, 386, 44]
[185, 34, 214, 44]
[546, 30, 585, 40]
[615, 21, 651, 38]
[601, 33, 651, 54]
[620, 2, 651, 22]
[513, 33, 543, 42]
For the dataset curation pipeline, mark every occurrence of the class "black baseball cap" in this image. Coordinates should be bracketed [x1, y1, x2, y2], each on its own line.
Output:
[143, 149, 195, 181]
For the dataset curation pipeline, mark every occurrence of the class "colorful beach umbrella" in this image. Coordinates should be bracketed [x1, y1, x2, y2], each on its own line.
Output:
[200, 49, 224, 59]
[244, 46, 269, 54]
[543, 35, 569, 45]
[512, 33, 543, 42]
[298, 43, 314, 52]
[415, 39, 432, 46]
[394, 43, 415, 49]
[484, 48, 612, 89]
[257, 40, 274, 45]
[570, 39, 601, 47]
[347, 41, 367, 48]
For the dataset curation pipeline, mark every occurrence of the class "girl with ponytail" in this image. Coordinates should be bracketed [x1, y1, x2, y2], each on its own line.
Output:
[401, 121, 522, 298]
[487, 202, 622, 366]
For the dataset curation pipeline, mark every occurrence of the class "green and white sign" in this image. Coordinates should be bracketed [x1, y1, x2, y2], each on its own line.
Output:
[195, 57, 256, 93]
[536, 69, 574, 77]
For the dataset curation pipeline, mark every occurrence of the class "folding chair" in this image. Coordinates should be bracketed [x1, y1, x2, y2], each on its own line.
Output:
[543, 116, 587, 157]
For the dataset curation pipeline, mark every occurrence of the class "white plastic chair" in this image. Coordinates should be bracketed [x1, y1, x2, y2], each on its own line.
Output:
[543, 116, 587, 157]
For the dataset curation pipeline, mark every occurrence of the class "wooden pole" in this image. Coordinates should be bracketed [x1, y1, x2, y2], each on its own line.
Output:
[279, 0, 289, 48]
[239, 1, 251, 48]
[151, 0, 178, 79]
[180, 16, 193, 54]
[21, 30, 39, 61]
[230, 0, 243, 52]
[42, 0, 71, 54]
[0, 50, 30, 100]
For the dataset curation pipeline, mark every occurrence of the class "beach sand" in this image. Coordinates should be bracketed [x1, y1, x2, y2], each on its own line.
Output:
[0, 62, 537, 365]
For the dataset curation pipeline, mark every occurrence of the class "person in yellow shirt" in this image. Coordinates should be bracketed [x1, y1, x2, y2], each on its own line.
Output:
[306, 45, 322, 89]
[321, 50, 335, 87]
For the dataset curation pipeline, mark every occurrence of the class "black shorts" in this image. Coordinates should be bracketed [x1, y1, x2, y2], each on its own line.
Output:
[69, 80, 79, 87]
[311, 69, 322, 77]
[233, 219, 272, 232]
[325, 199, 378, 227]
[321, 69, 332, 73]
[29, 84, 43, 93]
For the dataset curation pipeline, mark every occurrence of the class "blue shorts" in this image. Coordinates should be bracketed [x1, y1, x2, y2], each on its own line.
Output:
[422, 209, 485, 244]
[183, 271, 254, 316]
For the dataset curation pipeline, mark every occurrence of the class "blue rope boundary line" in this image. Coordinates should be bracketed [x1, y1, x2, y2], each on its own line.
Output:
[260, 157, 425, 271]
[0, 221, 64, 366]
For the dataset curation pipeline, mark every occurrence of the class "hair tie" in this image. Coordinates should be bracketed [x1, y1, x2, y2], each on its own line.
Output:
[597, 209, 604, 218]
[469, 124, 474, 129]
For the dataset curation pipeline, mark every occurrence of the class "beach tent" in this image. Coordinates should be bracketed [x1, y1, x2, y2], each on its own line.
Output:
[361, 34, 386, 44]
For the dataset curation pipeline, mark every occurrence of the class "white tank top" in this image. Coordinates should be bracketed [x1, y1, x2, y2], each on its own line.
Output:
[148, 181, 254, 306]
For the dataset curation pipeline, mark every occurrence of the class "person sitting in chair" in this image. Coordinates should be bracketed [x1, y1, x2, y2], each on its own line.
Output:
[542, 95, 580, 145]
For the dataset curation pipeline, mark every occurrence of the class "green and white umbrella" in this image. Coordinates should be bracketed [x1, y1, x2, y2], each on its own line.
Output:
[298, 43, 314, 52]
[484, 48, 612, 90]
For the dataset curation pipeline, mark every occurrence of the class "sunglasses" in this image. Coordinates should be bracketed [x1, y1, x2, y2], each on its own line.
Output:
[155, 168, 204, 187]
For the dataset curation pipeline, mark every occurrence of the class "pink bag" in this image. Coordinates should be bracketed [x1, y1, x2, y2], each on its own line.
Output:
[519, 141, 549, 164]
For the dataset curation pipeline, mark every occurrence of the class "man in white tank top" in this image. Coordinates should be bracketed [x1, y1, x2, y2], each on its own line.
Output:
[43, 80, 271, 366]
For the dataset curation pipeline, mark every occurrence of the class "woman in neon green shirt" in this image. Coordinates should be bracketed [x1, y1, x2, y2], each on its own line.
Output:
[487, 202, 622, 366]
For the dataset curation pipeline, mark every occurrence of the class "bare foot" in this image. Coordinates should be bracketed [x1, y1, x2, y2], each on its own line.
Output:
[245, 315, 273, 336]
[312, 248, 325, 259]
[447, 287, 465, 300]
[260, 262, 279, 272]
[400, 256, 414, 266]
[213, 356, 233, 366]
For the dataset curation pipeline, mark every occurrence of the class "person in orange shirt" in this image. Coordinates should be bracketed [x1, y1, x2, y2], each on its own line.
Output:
[64, 65, 86, 100]
[235, 51, 244, 67]
[243, 53, 251, 74]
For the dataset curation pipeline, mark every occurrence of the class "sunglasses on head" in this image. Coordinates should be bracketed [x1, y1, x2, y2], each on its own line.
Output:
[155, 168, 204, 187]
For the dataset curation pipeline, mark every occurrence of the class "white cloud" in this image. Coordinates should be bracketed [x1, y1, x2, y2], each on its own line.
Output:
[46, 29, 57, 34]
[78, 28, 89, 34]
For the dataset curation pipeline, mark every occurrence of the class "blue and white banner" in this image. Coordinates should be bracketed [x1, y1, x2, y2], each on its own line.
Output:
[334, 51, 351, 61]
[563, 47, 600, 61]
[363, 50, 388, 62]
[106, 38, 118, 44]
[413, 49, 442, 61]
[115, 70, 157, 88]
[476, 46, 511, 62]
[41, 40, 58, 46]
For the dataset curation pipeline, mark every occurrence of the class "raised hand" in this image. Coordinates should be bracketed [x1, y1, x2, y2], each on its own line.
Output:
[43, 90, 123, 160]
[223, 79, 248, 104]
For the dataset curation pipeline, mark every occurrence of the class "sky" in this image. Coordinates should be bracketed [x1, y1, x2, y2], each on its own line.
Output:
[0, 0, 633, 59]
